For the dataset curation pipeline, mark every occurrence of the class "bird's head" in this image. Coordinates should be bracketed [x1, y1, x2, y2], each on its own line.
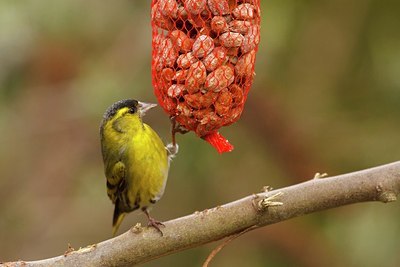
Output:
[100, 99, 158, 135]
[102, 99, 157, 122]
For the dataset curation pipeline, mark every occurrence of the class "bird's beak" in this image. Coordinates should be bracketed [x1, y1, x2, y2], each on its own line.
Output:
[138, 101, 157, 116]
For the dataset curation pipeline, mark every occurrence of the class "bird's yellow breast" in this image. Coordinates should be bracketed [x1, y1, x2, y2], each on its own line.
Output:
[127, 123, 169, 206]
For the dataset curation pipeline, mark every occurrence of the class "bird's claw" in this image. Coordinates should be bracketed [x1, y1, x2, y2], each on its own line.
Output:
[166, 143, 179, 158]
[147, 218, 165, 236]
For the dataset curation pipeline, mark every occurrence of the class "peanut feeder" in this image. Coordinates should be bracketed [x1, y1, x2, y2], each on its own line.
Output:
[151, 0, 260, 153]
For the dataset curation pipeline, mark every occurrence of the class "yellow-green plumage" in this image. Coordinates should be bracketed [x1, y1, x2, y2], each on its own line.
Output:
[100, 99, 171, 236]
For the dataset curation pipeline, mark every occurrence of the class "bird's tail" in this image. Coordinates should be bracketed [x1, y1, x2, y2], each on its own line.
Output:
[112, 201, 126, 237]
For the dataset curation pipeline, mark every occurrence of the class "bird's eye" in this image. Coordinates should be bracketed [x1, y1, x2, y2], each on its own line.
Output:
[128, 107, 136, 114]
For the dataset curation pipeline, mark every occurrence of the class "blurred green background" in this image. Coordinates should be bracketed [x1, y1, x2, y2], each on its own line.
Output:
[1, 0, 399, 266]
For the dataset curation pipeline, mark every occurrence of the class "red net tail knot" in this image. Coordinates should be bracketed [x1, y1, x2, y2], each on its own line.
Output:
[203, 131, 234, 154]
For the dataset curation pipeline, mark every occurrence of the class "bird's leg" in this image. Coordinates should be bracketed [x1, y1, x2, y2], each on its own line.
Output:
[142, 208, 165, 236]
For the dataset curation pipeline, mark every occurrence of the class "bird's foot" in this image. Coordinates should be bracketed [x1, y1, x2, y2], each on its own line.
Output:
[147, 217, 165, 236]
[143, 208, 165, 236]
[166, 143, 179, 158]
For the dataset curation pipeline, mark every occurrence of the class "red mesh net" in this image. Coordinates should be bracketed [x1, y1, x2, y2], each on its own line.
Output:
[151, 0, 260, 153]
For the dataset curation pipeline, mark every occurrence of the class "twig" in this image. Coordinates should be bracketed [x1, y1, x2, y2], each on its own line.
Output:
[170, 116, 188, 148]
[202, 226, 258, 267]
[2, 162, 400, 267]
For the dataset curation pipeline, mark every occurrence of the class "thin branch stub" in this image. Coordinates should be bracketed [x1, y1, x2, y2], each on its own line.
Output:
[254, 192, 284, 212]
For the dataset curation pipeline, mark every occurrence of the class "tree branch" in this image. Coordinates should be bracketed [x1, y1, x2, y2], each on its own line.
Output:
[3, 162, 400, 267]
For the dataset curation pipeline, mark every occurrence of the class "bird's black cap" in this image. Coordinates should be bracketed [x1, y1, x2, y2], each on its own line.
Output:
[102, 99, 139, 121]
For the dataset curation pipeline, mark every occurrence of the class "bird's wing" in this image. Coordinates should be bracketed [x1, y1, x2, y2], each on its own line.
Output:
[106, 160, 127, 203]
[108, 161, 130, 237]
[103, 148, 134, 236]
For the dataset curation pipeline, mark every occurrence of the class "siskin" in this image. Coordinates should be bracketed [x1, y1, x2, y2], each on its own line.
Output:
[100, 99, 177, 236]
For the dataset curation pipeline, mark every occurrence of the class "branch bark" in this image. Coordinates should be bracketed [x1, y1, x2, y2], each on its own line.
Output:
[3, 162, 400, 267]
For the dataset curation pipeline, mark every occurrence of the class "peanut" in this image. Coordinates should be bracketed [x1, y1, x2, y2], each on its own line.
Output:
[224, 107, 242, 125]
[203, 46, 228, 72]
[188, 13, 208, 28]
[196, 113, 221, 135]
[151, 3, 174, 30]
[241, 24, 260, 53]
[227, 0, 237, 11]
[219, 32, 244, 48]
[214, 89, 233, 116]
[161, 68, 175, 81]
[228, 20, 252, 34]
[158, 0, 179, 19]
[177, 6, 189, 20]
[167, 84, 186, 98]
[184, 92, 204, 109]
[199, 111, 220, 125]
[186, 61, 207, 93]
[177, 52, 198, 69]
[207, 0, 230, 16]
[162, 97, 178, 113]
[229, 84, 244, 106]
[177, 102, 192, 117]
[232, 3, 256, 20]
[169, 30, 194, 52]
[154, 36, 178, 71]
[193, 107, 213, 121]
[176, 114, 198, 130]
[185, 0, 207, 15]
[226, 47, 239, 56]
[235, 50, 256, 77]
[205, 65, 234, 92]
[211, 16, 229, 33]
[173, 69, 189, 82]
[192, 35, 214, 58]
[184, 90, 219, 109]
[228, 55, 238, 64]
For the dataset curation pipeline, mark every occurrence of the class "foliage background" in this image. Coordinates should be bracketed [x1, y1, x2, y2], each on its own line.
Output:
[0, 1, 399, 266]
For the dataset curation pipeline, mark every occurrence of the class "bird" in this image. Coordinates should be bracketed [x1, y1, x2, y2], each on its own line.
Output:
[100, 99, 177, 236]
